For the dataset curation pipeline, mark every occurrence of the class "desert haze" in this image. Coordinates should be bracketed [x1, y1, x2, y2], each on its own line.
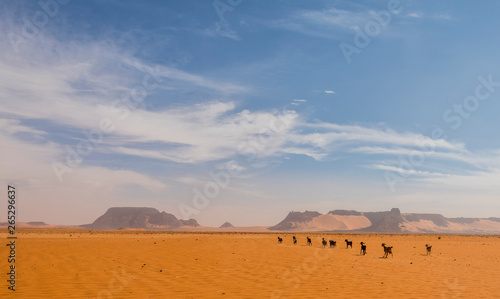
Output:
[39, 206, 500, 234]
[2, 207, 500, 298]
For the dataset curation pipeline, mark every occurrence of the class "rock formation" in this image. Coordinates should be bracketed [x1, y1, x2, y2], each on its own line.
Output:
[84, 207, 200, 230]
[220, 222, 234, 228]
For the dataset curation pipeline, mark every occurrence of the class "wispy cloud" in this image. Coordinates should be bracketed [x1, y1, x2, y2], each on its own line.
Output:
[0, 118, 167, 223]
[351, 146, 472, 163]
[124, 58, 248, 94]
[1, 33, 487, 185]
[291, 99, 307, 106]
[407, 12, 422, 18]
[299, 123, 465, 151]
[406, 11, 452, 21]
[1, 33, 479, 177]
[210, 20, 240, 40]
[369, 164, 447, 177]
[267, 8, 371, 39]
[267, 6, 407, 39]
[268, 6, 452, 40]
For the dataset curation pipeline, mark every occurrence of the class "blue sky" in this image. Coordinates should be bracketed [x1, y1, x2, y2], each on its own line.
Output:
[1, 0, 500, 226]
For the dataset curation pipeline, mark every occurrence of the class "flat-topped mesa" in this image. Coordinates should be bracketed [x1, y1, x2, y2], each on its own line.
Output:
[27, 221, 47, 226]
[270, 208, 455, 233]
[85, 207, 200, 230]
[404, 213, 449, 227]
[361, 208, 404, 233]
[328, 210, 362, 216]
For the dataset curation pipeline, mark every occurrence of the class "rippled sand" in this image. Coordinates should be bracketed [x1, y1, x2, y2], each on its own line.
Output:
[1, 230, 499, 298]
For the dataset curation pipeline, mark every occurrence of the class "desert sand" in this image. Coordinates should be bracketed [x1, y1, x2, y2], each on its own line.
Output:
[2, 230, 500, 298]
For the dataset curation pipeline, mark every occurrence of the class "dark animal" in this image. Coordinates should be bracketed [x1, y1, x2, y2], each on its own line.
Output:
[277, 237, 283, 244]
[307, 237, 312, 246]
[426, 244, 432, 256]
[360, 242, 367, 255]
[293, 236, 297, 245]
[322, 238, 327, 248]
[345, 239, 353, 249]
[381, 243, 393, 258]
[329, 240, 336, 248]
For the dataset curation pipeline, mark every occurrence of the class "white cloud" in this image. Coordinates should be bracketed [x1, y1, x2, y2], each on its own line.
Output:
[126, 59, 247, 94]
[0, 119, 47, 136]
[203, 20, 240, 40]
[299, 123, 464, 151]
[270, 8, 373, 37]
[369, 164, 446, 177]
[350, 146, 472, 163]
[292, 99, 307, 106]
[0, 33, 485, 182]
[407, 12, 422, 18]
[405, 12, 452, 21]
[268, 7, 404, 39]
[216, 160, 246, 173]
[2, 34, 474, 169]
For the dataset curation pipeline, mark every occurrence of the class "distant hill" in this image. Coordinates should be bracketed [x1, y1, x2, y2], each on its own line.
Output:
[270, 211, 322, 230]
[27, 221, 47, 226]
[269, 208, 500, 234]
[0, 222, 80, 229]
[220, 222, 234, 228]
[360, 208, 404, 232]
[83, 207, 200, 230]
[9, 206, 500, 234]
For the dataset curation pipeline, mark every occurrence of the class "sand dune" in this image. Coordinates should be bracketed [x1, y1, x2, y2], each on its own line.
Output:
[291, 214, 372, 232]
[1, 230, 499, 298]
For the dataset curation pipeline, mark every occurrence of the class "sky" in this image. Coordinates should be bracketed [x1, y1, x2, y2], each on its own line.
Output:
[1, 0, 500, 227]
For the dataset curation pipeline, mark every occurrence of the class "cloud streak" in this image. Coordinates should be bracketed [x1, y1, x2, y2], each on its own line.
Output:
[0, 34, 490, 177]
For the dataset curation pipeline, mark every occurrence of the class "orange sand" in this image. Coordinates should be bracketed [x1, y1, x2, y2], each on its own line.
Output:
[1, 230, 500, 298]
